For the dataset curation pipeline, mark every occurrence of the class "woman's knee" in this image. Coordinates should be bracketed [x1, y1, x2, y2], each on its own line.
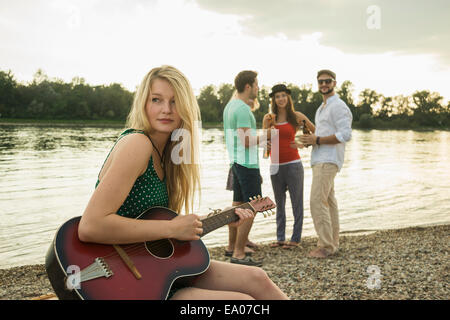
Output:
[247, 267, 272, 288]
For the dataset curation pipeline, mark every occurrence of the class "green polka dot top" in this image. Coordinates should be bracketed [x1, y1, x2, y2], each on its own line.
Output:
[96, 128, 169, 218]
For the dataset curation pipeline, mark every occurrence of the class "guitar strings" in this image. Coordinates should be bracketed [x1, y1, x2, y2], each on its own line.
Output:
[74, 243, 159, 281]
[74, 204, 271, 280]
[101, 206, 260, 262]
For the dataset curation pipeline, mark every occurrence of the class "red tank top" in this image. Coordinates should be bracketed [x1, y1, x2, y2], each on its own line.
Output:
[271, 122, 300, 164]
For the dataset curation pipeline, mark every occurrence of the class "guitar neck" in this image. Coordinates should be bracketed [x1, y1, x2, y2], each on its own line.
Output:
[200, 203, 255, 237]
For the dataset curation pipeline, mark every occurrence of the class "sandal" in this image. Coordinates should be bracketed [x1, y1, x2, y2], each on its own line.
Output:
[230, 255, 263, 267]
[225, 250, 252, 257]
[282, 241, 299, 249]
[269, 241, 285, 248]
[246, 241, 260, 250]
[308, 248, 331, 258]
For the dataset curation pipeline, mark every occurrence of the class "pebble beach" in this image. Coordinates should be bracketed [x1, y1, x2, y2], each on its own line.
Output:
[0, 224, 448, 300]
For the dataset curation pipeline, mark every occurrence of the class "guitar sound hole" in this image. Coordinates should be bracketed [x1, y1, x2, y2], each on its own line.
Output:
[145, 239, 174, 259]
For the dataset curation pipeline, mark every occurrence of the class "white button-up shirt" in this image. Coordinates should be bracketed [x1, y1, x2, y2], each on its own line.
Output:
[311, 94, 353, 171]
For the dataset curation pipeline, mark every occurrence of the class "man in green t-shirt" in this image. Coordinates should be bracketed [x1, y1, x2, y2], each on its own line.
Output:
[223, 70, 266, 267]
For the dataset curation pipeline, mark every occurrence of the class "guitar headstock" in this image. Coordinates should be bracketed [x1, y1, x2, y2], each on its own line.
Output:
[243, 195, 276, 218]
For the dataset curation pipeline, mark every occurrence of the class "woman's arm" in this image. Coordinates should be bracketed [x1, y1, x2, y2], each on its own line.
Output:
[262, 113, 275, 129]
[78, 134, 202, 244]
[296, 112, 315, 133]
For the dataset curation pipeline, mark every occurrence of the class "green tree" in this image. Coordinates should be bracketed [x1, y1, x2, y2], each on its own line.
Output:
[1, 68, 448, 129]
[336, 80, 355, 108]
[376, 96, 394, 120]
[32, 69, 48, 85]
[0, 70, 17, 117]
[217, 83, 234, 113]
[197, 85, 221, 122]
[412, 90, 445, 126]
[294, 84, 319, 122]
[357, 89, 380, 120]
[253, 87, 270, 124]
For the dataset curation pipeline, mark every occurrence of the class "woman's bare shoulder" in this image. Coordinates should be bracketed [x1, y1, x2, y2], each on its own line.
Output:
[111, 133, 153, 169]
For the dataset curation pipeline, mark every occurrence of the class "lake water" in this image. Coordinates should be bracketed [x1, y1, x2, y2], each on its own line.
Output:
[0, 124, 449, 269]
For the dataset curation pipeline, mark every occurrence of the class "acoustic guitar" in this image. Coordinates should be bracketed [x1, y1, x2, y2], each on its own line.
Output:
[45, 196, 275, 300]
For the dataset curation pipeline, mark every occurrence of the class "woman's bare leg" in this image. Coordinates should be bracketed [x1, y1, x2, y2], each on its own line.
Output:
[171, 286, 253, 300]
[173, 260, 288, 300]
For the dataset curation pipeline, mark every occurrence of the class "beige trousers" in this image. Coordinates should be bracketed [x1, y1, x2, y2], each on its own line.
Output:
[310, 163, 339, 254]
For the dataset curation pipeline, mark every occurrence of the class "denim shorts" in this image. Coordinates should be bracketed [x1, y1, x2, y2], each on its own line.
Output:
[231, 163, 262, 203]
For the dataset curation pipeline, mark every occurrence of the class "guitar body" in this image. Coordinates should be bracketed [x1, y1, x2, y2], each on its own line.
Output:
[45, 207, 210, 300]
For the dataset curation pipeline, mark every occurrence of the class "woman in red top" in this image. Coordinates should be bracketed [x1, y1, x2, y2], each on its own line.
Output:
[262, 84, 315, 249]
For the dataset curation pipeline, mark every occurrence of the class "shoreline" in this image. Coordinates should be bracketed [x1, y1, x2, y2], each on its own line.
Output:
[1, 119, 448, 131]
[0, 224, 448, 300]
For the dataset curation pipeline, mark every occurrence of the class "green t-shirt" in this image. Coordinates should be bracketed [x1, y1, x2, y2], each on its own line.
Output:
[223, 99, 259, 169]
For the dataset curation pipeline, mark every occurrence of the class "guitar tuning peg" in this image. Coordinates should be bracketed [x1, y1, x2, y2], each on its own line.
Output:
[207, 208, 222, 217]
[263, 212, 267, 218]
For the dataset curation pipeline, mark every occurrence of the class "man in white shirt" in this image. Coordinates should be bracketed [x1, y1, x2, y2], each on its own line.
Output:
[300, 69, 353, 258]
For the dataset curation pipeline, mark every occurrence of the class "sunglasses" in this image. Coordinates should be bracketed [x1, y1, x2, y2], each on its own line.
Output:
[318, 79, 334, 85]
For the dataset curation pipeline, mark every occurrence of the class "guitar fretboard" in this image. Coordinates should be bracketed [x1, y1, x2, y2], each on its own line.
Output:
[200, 203, 253, 237]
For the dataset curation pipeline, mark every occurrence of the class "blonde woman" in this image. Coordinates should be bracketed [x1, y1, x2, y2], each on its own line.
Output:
[78, 65, 288, 300]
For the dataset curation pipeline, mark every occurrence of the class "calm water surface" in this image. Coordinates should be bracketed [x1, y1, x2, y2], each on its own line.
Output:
[0, 124, 449, 268]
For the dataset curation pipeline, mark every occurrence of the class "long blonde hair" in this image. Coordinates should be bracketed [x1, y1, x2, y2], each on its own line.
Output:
[126, 65, 201, 215]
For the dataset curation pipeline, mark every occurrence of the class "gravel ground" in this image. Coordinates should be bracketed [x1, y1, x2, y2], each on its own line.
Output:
[0, 224, 448, 300]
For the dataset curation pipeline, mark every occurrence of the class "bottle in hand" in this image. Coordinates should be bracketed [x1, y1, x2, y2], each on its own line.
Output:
[263, 115, 273, 158]
[302, 120, 311, 147]
[263, 146, 270, 159]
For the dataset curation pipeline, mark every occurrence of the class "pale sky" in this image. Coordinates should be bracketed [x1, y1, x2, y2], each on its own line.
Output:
[1, 0, 449, 103]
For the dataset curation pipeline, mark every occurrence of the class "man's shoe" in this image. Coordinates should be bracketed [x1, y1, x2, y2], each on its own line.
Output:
[230, 256, 263, 267]
[225, 250, 252, 257]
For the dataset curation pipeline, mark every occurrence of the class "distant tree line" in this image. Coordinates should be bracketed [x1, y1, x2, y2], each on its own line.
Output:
[198, 80, 450, 129]
[0, 69, 133, 121]
[1, 69, 449, 128]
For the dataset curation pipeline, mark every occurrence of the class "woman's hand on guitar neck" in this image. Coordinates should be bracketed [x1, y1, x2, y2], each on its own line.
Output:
[169, 214, 203, 241]
[228, 208, 255, 228]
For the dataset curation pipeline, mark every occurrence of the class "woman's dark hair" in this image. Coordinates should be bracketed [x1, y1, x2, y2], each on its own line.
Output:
[271, 92, 299, 131]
